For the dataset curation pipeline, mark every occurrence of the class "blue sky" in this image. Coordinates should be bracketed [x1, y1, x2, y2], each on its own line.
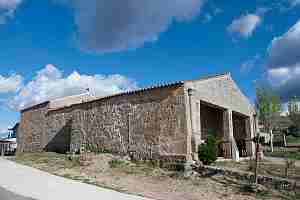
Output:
[0, 0, 300, 137]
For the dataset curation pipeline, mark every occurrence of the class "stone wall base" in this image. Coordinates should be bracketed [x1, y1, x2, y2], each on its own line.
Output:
[198, 165, 299, 191]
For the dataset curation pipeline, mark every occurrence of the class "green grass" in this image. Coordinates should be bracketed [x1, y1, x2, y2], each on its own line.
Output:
[286, 135, 300, 144]
[9, 152, 80, 171]
[266, 150, 300, 160]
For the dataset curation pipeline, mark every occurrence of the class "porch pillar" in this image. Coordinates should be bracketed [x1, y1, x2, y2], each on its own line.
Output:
[223, 109, 239, 161]
[188, 89, 202, 161]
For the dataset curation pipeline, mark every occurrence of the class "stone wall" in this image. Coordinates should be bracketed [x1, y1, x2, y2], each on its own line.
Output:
[185, 75, 254, 116]
[185, 74, 256, 159]
[200, 165, 299, 191]
[18, 102, 49, 152]
[19, 85, 188, 161]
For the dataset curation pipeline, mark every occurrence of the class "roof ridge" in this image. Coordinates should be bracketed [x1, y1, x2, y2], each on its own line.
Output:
[184, 72, 230, 82]
[50, 92, 93, 102]
[22, 73, 232, 113]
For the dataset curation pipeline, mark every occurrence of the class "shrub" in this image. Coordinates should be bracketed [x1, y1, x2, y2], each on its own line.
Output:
[287, 125, 300, 137]
[198, 135, 217, 165]
[109, 159, 126, 168]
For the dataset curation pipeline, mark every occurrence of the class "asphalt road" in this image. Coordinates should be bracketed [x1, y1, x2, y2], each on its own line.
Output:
[0, 186, 36, 200]
[0, 158, 152, 200]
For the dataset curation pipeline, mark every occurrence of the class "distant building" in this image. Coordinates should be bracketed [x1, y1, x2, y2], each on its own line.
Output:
[0, 123, 18, 155]
[17, 73, 257, 162]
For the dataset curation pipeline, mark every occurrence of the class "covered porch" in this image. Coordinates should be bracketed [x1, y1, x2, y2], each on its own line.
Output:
[190, 100, 255, 161]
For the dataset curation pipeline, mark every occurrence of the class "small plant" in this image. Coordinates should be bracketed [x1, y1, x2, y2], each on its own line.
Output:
[109, 159, 126, 168]
[85, 143, 112, 154]
[198, 135, 217, 165]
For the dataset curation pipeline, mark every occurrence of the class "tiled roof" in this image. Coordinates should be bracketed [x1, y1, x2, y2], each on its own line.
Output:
[22, 73, 231, 113]
[49, 93, 96, 110]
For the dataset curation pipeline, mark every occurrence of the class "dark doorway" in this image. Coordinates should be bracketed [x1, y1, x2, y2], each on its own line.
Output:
[200, 102, 224, 157]
[232, 112, 248, 157]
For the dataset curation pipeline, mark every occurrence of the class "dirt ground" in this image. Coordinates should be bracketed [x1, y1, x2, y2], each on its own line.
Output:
[213, 159, 300, 182]
[8, 153, 300, 200]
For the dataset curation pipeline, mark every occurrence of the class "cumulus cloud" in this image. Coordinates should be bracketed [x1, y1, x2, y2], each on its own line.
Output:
[0, 0, 22, 9]
[266, 19, 300, 101]
[0, 0, 22, 24]
[240, 54, 261, 74]
[10, 64, 138, 110]
[0, 74, 23, 93]
[267, 20, 300, 69]
[227, 14, 262, 38]
[57, 0, 205, 53]
[289, 0, 300, 7]
[0, 131, 7, 138]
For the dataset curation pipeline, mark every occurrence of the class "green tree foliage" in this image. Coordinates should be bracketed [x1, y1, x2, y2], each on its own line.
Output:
[288, 96, 300, 137]
[255, 85, 282, 131]
[198, 135, 217, 165]
[288, 96, 299, 114]
[288, 96, 300, 125]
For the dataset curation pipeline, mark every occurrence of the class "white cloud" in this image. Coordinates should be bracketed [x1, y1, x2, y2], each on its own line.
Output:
[289, 0, 300, 7]
[56, 0, 205, 53]
[267, 19, 300, 69]
[0, 132, 7, 139]
[227, 14, 262, 38]
[0, 74, 23, 93]
[10, 64, 138, 110]
[0, 125, 8, 138]
[0, 0, 22, 9]
[267, 20, 300, 101]
[265, 19, 300, 101]
[240, 54, 261, 74]
[0, 0, 22, 24]
[267, 67, 293, 85]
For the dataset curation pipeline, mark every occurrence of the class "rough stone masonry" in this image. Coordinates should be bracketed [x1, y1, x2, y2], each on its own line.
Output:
[17, 73, 257, 162]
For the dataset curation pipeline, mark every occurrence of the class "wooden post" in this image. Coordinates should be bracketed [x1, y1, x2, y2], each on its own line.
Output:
[270, 129, 274, 152]
[283, 133, 287, 147]
[254, 132, 260, 184]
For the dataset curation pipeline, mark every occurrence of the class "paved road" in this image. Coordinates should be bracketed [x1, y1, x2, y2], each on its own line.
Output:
[0, 158, 153, 200]
[0, 186, 36, 200]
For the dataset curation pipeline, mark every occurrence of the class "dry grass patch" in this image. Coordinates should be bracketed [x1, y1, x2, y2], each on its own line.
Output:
[8, 153, 294, 200]
[214, 160, 300, 181]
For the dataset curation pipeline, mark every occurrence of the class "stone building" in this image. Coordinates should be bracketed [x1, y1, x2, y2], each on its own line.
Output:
[17, 73, 257, 162]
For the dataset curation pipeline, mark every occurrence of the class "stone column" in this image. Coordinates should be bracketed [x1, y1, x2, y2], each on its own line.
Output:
[188, 89, 201, 161]
[223, 109, 239, 160]
[223, 109, 233, 159]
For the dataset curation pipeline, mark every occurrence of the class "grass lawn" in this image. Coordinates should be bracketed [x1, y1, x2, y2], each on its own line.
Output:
[286, 135, 300, 144]
[264, 147, 300, 160]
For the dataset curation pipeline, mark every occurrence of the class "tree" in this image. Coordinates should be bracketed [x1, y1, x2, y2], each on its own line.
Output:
[255, 85, 282, 152]
[198, 135, 217, 165]
[288, 96, 300, 125]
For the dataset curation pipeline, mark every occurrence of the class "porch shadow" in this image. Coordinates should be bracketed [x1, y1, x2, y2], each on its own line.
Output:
[44, 120, 72, 154]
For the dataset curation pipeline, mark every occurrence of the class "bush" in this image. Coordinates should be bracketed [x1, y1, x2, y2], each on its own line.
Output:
[287, 125, 300, 137]
[198, 135, 217, 165]
[109, 159, 127, 168]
